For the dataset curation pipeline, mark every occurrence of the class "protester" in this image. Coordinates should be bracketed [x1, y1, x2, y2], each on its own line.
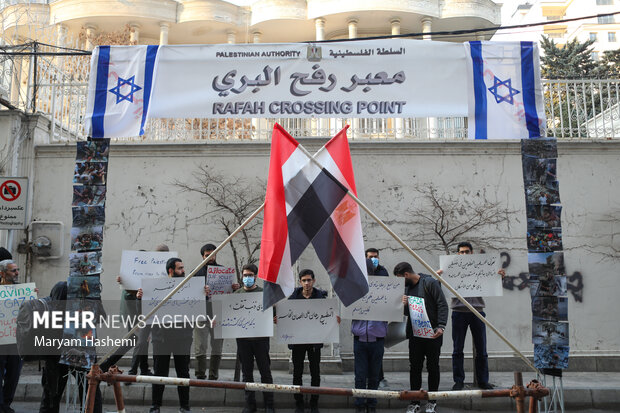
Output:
[436, 242, 505, 391]
[351, 258, 388, 413]
[235, 264, 275, 413]
[194, 243, 239, 380]
[138, 257, 193, 413]
[287, 269, 330, 413]
[394, 262, 448, 413]
[0, 259, 22, 413]
[365, 247, 390, 389]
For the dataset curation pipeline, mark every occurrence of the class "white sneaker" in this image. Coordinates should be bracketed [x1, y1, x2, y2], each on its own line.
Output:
[406, 404, 421, 413]
[425, 402, 437, 413]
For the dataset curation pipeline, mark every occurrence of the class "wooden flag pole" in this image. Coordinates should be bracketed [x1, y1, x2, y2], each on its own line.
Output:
[295, 143, 539, 375]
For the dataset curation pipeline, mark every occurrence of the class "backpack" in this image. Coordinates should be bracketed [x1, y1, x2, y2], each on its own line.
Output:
[16, 297, 59, 361]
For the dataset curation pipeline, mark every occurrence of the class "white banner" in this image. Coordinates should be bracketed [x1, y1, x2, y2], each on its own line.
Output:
[206, 265, 236, 295]
[211, 292, 273, 339]
[340, 276, 404, 322]
[275, 298, 339, 344]
[141, 277, 205, 323]
[439, 253, 503, 297]
[119, 250, 178, 290]
[0, 283, 37, 345]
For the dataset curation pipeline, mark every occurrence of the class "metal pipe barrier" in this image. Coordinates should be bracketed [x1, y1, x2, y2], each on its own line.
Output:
[86, 366, 548, 413]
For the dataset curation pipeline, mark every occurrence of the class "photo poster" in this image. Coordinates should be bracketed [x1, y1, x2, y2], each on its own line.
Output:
[438, 253, 503, 297]
[340, 275, 404, 321]
[408, 296, 434, 339]
[0, 283, 37, 345]
[60, 138, 111, 369]
[521, 137, 568, 370]
[206, 265, 236, 295]
[275, 298, 339, 344]
[211, 292, 273, 339]
[141, 277, 206, 323]
[119, 250, 179, 290]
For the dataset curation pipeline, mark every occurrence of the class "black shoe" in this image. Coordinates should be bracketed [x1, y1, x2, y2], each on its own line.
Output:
[452, 382, 464, 390]
[148, 407, 160, 413]
[128, 369, 138, 376]
[479, 382, 494, 390]
[142, 369, 154, 376]
[195, 374, 207, 380]
[265, 407, 275, 413]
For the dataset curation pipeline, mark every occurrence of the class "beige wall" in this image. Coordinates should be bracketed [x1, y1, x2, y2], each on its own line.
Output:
[3, 111, 614, 365]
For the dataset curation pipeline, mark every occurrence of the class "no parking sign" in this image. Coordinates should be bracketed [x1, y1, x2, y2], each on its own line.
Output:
[0, 177, 27, 229]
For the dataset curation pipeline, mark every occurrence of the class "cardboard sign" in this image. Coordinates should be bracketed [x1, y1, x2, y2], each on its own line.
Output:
[141, 277, 205, 323]
[206, 265, 236, 295]
[0, 283, 37, 345]
[275, 298, 339, 344]
[408, 296, 434, 339]
[211, 292, 273, 339]
[119, 250, 178, 290]
[439, 253, 503, 297]
[340, 276, 404, 322]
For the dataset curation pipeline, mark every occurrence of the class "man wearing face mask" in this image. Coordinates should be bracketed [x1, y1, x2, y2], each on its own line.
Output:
[365, 248, 389, 390]
[194, 243, 240, 380]
[235, 264, 275, 413]
[138, 257, 193, 413]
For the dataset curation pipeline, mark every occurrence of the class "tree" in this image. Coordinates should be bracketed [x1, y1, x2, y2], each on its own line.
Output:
[404, 184, 516, 255]
[540, 36, 601, 79]
[175, 165, 265, 282]
[599, 49, 620, 78]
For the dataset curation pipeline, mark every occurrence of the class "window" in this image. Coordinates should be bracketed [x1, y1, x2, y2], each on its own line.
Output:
[596, 0, 613, 5]
[591, 52, 600, 61]
[598, 15, 615, 24]
[609, 32, 617, 42]
[590, 32, 598, 41]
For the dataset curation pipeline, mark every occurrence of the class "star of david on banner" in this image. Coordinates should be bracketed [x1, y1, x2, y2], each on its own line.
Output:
[488, 76, 520, 105]
[109, 75, 142, 104]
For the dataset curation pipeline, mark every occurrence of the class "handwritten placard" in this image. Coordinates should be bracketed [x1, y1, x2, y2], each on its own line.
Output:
[141, 277, 205, 323]
[206, 265, 236, 295]
[0, 283, 37, 345]
[439, 253, 503, 297]
[408, 296, 434, 339]
[119, 250, 178, 290]
[211, 292, 273, 339]
[340, 276, 404, 322]
[275, 298, 339, 344]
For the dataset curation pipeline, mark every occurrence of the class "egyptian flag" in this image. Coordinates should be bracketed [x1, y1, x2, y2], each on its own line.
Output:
[259, 124, 368, 309]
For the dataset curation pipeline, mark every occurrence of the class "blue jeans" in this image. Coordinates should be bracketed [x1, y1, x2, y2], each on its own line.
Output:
[452, 311, 489, 385]
[353, 337, 384, 407]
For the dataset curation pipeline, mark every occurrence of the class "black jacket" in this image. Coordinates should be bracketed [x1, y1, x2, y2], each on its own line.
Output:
[404, 273, 449, 339]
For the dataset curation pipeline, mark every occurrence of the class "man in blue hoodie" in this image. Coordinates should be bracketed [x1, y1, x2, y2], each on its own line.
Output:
[351, 258, 388, 413]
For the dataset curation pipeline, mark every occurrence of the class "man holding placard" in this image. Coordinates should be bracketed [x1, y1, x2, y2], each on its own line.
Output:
[287, 269, 328, 413]
[194, 243, 240, 380]
[138, 257, 193, 413]
[234, 264, 275, 413]
[437, 242, 505, 391]
[394, 262, 448, 413]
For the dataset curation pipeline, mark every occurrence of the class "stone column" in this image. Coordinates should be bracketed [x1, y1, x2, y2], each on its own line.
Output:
[159, 23, 169, 45]
[84, 24, 97, 50]
[129, 23, 140, 44]
[391, 19, 404, 139]
[421, 17, 437, 139]
[57, 24, 68, 47]
[315, 18, 325, 41]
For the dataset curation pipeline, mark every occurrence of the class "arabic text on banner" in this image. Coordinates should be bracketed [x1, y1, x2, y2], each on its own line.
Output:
[206, 265, 236, 295]
[408, 296, 434, 339]
[275, 298, 339, 344]
[340, 275, 404, 322]
[119, 250, 178, 290]
[141, 277, 205, 323]
[438, 253, 503, 297]
[0, 283, 37, 345]
[211, 292, 273, 339]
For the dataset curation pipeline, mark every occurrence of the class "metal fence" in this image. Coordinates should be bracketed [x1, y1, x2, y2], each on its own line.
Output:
[2, 42, 619, 141]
